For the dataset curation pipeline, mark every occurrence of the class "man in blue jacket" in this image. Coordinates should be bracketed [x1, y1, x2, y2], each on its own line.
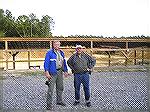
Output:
[44, 40, 69, 110]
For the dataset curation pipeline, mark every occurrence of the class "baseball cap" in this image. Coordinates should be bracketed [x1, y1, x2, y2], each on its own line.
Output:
[76, 45, 83, 48]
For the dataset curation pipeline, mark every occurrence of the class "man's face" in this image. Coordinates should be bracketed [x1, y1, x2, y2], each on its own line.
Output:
[76, 47, 83, 54]
[53, 41, 60, 50]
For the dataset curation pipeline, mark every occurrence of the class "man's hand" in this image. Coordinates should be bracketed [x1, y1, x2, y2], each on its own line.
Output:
[87, 68, 93, 72]
[63, 72, 71, 77]
[87, 68, 93, 75]
[45, 71, 52, 80]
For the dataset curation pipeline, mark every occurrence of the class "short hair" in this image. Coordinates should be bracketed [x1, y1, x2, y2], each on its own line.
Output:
[52, 40, 60, 44]
[51, 40, 60, 48]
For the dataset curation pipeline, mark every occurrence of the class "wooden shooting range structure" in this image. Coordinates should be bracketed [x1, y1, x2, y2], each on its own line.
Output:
[0, 37, 150, 70]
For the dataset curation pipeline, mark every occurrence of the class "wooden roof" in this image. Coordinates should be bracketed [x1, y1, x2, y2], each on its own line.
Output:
[0, 37, 150, 42]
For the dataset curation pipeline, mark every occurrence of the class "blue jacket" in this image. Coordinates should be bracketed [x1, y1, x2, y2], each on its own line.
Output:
[44, 49, 68, 75]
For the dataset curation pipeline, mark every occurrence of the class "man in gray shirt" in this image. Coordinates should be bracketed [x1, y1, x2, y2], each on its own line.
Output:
[67, 45, 96, 107]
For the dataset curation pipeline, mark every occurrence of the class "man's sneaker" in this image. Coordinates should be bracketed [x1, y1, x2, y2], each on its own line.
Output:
[73, 101, 80, 106]
[86, 102, 91, 107]
[46, 105, 52, 110]
[56, 102, 66, 106]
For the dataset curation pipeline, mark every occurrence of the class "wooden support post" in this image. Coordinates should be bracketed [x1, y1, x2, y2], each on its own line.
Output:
[126, 42, 128, 49]
[125, 57, 127, 66]
[28, 51, 30, 69]
[49, 41, 52, 48]
[5, 41, 8, 50]
[90, 41, 93, 49]
[108, 51, 111, 66]
[142, 49, 144, 65]
[121, 51, 128, 66]
[134, 50, 136, 65]
[0, 50, 3, 71]
[13, 55, 15, 69]
[125, 42, 128, 66]
[125, 50, 128, 66]
[105, 51, 111, 66]
[90, 41, 93, 56]
[5, 51, 8, 70]
[5, 41, 8, 70]
[12, 52, 19, 70]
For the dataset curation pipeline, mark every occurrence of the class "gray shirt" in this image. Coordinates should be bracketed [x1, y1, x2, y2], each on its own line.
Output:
[54, 50, 63, 69]
[67, 52, 96, 74]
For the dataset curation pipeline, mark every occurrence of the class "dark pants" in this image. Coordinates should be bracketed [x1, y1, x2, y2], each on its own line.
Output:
[74, 73, 90, 101]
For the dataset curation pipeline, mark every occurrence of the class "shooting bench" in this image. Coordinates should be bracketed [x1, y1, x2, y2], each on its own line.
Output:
[29, 65, 40, 69]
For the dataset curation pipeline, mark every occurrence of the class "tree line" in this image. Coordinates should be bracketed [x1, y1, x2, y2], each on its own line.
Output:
[0, 9, 149, 38]
[0, 9, 54, 37]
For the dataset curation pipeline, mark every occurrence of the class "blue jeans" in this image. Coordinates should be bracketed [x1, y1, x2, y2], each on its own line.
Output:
[74, 73, 90, 101]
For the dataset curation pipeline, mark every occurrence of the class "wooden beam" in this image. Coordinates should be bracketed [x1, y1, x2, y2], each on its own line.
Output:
[0, 37, 149, 42]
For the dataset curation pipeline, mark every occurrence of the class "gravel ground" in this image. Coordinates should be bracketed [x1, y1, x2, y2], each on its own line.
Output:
[1, 71, 149, 112]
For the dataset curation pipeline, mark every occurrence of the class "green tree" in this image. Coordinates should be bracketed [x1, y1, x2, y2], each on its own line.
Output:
[4, 10, 20, 37]
[16, 15, 30, 37]
[40, 15, 54, 37]
[0, 9, 55, 37]
[0, 9, 5, 36]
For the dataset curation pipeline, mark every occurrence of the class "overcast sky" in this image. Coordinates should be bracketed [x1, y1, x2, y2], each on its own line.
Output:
[0, 0, 150, 37]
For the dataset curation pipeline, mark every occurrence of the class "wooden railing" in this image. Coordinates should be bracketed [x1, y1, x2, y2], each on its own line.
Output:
[0, 47, 149, 70]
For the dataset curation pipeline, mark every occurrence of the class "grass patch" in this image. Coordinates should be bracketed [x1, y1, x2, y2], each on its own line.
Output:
[0, 70, 45, 80]
[97, 69, 147, 72]
[144, 64, 150, 71]
[20, 70, 44, 76]
[97, 67, 148, 72]
[0, 76, 6, 80]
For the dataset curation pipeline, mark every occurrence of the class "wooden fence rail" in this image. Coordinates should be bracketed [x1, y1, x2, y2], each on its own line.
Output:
[0, 48, 149, 70]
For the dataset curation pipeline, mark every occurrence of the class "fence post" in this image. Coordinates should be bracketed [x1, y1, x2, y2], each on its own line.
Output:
[125, 50, 128, 66]
[49, 41, 52, 48]
[5, 41, 8, 70]
[91, 41, 93, 49]
[126, 42, 128, 49]
[28, 51, 30, 69]
[125, 42, 128, 66]
[90, 41, 93, 56]
[12, 54, 15, 70]
[108, 51, 111, 66]
[134, 50, 136, 65]
[12, 52, 19, 70]
[142, 48, 144, 65]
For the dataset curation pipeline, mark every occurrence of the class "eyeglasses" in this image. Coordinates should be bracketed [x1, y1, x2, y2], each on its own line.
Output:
[76, 47, 82, 49]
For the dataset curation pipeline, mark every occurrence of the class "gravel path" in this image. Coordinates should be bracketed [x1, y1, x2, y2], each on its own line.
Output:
[1, 71, 149, 112]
